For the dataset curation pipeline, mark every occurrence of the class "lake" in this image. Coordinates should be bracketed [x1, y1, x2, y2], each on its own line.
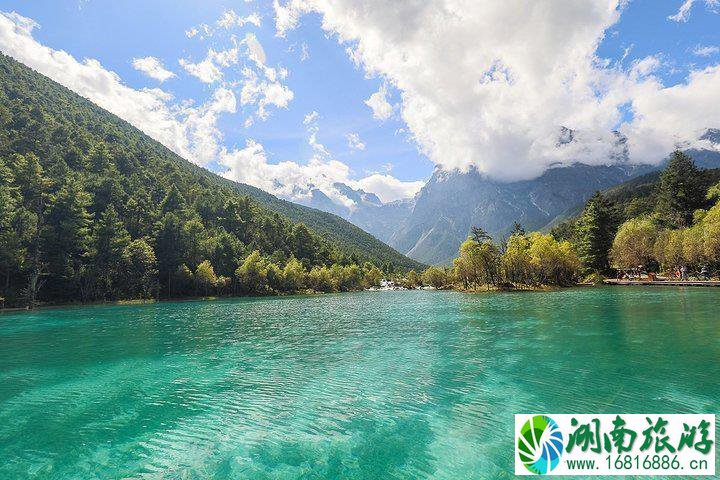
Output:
[0, 287, 718, 479]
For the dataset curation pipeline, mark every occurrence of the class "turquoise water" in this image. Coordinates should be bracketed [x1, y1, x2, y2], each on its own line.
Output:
[0, 287, 718, 479]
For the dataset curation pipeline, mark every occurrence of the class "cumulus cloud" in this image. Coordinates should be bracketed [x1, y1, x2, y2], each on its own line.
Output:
[274, 0, 720, 181]
[346, 132, 366, 151]
[132, 56, 176, 82]
[221, 112, 421, 205]
[364, 83, 393, 120]
[354, 174, 423, 202]
[0, 11, 234, 166]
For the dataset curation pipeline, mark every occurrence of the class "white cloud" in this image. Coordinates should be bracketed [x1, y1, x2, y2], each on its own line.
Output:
[300, 42, 310, 61]
[220, 113, 420, 205]
[668, 0, 719, 22]
[220, 140, 421, 205]
[217, 9, 262, 29]
[365, 83, 393, 120]
[179, 41, 241, 84]
[354, 174, 423, 202]
[274, 0, 720, 181]
[185, 27, 199, 38]
[179, 56, 223, 83]
[303, 110, 319, 125]
[668, 0, 696, 21]
[0, 11, 234, 166]
[243, 32, 266, 65]
[346, 132, 366, 151]
[132, 56, 176, 82]
[693, 44, 720, 57]
[237, 33, 294, 120]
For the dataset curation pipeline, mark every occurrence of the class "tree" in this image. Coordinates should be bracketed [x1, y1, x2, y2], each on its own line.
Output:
[575, 192, 620, 273]
[363, 265, 383, 288]
[471, 226, 491, 243]
[235, 251, 267, 294]
[526, 233, 580, 286]
[195, 260, 218, 296]
[509, 222, 526, 237]
[654, 151, 705, 228]
[121, 239, 158, 299]
[502, 234, 532, 285]
[173, 264, 194, 296]
[422, 267, 448, 289]
[265, 262, 284, 292]
[611, 217, 658, 269]
[455, 237, 501, 288]
[282, 257, 306, 292]
[42, 178, 93, 300]
[308, 265, 334, 292]
[89, 205, 131, 299]
[404, 269, 420, 288]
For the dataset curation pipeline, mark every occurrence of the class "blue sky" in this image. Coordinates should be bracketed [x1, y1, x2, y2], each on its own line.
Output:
[0, 0, 719, 203]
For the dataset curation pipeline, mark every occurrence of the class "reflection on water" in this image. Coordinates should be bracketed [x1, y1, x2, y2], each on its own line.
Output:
[0, 288, 718, 479]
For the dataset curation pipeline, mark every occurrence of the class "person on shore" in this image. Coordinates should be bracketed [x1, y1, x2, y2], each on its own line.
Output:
[700, 265, 709, 281]
[680, 265, 687, 281]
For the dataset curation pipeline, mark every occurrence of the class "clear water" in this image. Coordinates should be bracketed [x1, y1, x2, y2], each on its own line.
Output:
[0, 288, 718, 479]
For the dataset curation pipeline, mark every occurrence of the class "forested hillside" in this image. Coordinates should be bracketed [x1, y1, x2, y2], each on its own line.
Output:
[552, 152, 720, 276]
[0, 53, 419, 307]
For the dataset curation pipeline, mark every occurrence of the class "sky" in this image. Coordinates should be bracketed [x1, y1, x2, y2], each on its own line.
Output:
[0, 0, 719, 207]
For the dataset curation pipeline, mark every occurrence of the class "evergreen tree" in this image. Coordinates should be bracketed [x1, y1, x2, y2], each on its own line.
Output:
[654, 151, 704, 228]
[43, 178, 93, 299]
[575, 192, 620, 273]
[90, 205, 130, 299]
[471, 226, 491, 243]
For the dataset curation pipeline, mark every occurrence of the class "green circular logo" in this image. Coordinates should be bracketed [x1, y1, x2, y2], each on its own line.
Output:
[517, 415, 564, 474]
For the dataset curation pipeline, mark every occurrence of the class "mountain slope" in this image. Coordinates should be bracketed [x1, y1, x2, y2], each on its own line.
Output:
[0, 52, 421, 272]
[390, 163, 655, 265]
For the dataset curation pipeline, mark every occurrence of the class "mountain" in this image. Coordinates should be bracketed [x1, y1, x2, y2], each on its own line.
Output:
[0, 51, 423, 306]
[386, 163, 659, 265]
[262, 125, 720, 267]
[297, 182, 415, 244]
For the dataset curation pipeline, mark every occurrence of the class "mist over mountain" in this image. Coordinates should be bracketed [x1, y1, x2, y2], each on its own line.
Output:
[301, 129, 720, 265]
[296, 182, 414, 245]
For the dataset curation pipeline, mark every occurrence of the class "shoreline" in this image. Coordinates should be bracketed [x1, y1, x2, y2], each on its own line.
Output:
[5, 280, 720, 313]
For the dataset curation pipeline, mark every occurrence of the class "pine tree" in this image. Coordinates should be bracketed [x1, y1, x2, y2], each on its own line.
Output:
[43, 178, 93, 300]
[654, 151, 705, 228]
[575, 192, 620, 273]
[90, 205, 130, 299]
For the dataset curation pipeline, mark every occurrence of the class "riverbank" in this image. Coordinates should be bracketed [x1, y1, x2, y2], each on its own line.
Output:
[604, 279, 720, 287]
[0, 289, 349, 313]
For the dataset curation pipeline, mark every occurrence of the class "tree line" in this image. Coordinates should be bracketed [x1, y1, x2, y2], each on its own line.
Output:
[413, 225, 581, 290]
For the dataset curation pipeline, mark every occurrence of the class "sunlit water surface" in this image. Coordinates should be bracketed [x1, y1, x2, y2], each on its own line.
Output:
[0, 287, 718, 479]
